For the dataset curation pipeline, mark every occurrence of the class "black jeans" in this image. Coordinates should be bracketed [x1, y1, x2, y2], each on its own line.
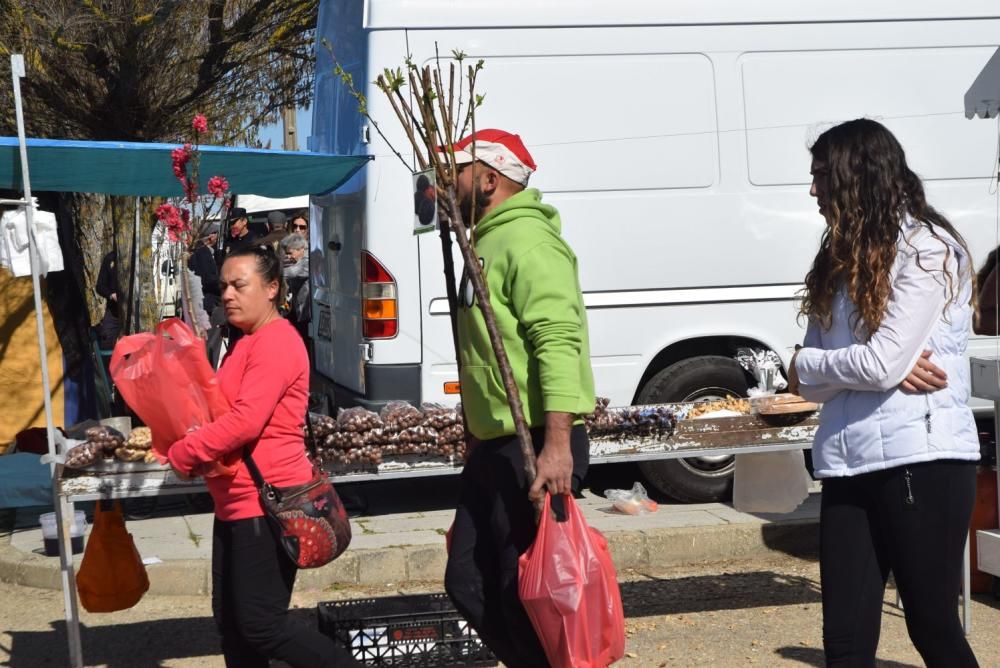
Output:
[444, 424, 590, 668]
[212, 517, 360, 668]
[820, 459, 978, 668]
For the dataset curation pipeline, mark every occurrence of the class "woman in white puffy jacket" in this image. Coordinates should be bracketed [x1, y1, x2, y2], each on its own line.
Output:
[788, 119, 979, 668]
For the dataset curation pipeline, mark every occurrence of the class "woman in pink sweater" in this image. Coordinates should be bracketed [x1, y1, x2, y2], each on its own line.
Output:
[168, 246, 358, 668]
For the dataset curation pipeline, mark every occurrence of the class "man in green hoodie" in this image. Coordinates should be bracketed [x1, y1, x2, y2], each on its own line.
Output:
[443, 129, 596, 667]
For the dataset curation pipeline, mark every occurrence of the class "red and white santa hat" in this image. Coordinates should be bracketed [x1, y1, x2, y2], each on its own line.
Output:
[445, 129, 537, 186]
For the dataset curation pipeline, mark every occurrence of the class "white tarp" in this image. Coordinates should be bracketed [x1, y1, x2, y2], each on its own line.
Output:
[235, 193, 308, 214]
[965, 47, 1000, 119]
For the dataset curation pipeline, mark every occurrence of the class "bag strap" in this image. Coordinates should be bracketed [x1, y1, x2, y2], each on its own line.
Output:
[241, 449, 267, 490]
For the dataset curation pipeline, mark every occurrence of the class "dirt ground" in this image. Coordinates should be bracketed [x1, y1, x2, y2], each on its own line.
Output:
[2, 553, 998, 667]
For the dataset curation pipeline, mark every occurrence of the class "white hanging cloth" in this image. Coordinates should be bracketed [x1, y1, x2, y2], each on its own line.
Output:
[0, 204, 64, 277]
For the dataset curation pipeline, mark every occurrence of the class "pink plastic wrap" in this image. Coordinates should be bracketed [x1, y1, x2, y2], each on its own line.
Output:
[110, 318, 237, 477]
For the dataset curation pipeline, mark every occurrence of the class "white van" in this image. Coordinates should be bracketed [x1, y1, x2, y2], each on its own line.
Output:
[307, 0, 1000, 501]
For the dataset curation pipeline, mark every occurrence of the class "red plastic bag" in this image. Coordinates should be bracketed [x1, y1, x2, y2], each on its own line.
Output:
[518, 494, 626, 668]
[110, 318, 237, 477]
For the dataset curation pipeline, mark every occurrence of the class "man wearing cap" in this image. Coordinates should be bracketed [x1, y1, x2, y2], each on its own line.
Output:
[443, 129, 596, 667]
[256, 210, 289, 249]
[223, 207, 257, 256]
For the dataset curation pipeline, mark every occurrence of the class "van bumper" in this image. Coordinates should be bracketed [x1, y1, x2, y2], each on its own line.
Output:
[316, 363, 422, 411]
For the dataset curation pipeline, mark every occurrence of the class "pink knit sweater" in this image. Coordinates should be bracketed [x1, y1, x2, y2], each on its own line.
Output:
[168, 318, 313, 520]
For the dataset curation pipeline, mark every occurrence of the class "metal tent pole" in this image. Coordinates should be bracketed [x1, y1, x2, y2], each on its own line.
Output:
[10, 53, 85, 668]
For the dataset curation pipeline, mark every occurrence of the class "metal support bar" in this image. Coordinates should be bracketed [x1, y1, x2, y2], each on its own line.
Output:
[11, 52, 84, 668]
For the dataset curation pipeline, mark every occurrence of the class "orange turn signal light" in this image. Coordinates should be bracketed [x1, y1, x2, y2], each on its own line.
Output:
[443, 381, 461, 395]
[363, 298, 397, 320]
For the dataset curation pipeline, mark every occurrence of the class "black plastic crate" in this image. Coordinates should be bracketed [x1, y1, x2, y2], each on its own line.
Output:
[318, 593, 497, 667]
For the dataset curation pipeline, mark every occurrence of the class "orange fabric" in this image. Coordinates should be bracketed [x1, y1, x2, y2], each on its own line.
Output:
[77, 501, 149, 613]
[0, 270, 64, 448]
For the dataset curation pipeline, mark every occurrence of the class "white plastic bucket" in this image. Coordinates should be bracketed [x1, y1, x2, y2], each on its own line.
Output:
[39, 511, 87, 556]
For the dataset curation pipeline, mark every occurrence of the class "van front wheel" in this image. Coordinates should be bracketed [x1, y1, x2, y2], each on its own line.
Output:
[636, 356, 752, 502]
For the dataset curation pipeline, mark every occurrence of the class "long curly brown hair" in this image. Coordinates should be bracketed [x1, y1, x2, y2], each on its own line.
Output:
[800, 119, 972, 335]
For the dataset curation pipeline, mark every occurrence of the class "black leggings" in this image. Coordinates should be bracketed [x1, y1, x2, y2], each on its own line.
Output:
[444, 425, 590, 668]
[820, 459, 978, 668]
[212, 516, 360, 668]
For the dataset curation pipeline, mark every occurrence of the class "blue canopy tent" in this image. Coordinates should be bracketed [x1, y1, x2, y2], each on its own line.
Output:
[0, 137, 371, 197]
[2, 54, 370, 668]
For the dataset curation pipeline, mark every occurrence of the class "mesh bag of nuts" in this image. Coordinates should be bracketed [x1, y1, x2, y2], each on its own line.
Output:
[380, 401, 424, 431]
[421, 403, 460, 429]
[398, 426, 439, 444]
[64, 442, 103, 469]
[336, 407, 383, 433]
[439, 423, 465, 444]
[85, 426, 125, 455]
[305, 413, 339, 451]
[309, 413, 338, 438]
[325, 431, 365, 451]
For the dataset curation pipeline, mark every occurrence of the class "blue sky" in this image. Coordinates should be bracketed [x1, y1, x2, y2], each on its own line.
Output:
[257, 106, 313, 151]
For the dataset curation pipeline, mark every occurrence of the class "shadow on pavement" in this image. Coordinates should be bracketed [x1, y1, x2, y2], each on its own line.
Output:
[2, 617, 220, 667]
[774, 646, 920, 668]
[760, 522, 820, 561]
[1, 608, 326, 667]
[621, 569, 822, 618]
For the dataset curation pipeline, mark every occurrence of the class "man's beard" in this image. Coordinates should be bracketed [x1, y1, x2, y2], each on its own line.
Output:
[459, 187, 490, 227]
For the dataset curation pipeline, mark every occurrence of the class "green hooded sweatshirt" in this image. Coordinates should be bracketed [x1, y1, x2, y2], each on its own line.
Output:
[457, 188, 596, 440]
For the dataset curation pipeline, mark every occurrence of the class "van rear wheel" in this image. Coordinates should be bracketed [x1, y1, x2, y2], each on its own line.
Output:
[637, 356, 752, 502]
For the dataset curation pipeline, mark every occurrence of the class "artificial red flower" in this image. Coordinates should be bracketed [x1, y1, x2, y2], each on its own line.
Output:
[155, 203, 181, 226]
[156, 203, 191, 243]
[171, 144, 192, 180]
[207, 175, 229, 198]
[192, 114, 208, 134]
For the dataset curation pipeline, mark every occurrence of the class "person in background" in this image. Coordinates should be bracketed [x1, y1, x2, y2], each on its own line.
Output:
[287, 210, 309, 240]
[95, 250, 121, 350]
[442, 129, 596, 667]
[223, 207, 257, 257]
[167, 245, 360, 668]
[787, 119, 979, 668]
[256, 211, 289, 249]
[188, 222, 221, 314]
[280, 233, 310, 341]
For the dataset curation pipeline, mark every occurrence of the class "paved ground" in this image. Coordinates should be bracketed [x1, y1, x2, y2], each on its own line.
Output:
[1, 473, 821, 594]
[3, 466, 994, 666]
[2, 553, 999, 667]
